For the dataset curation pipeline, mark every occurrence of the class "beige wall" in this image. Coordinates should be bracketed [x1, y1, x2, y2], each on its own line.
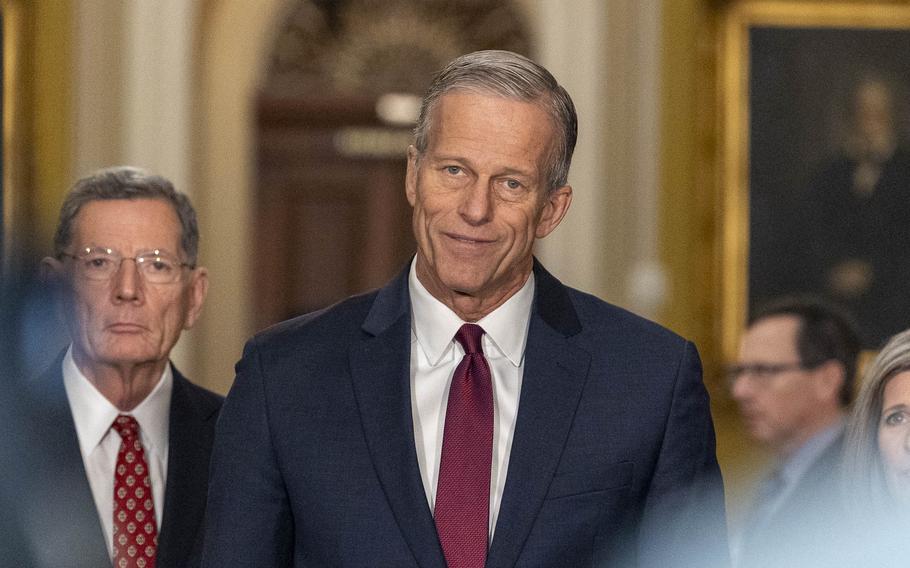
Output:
[194, 0, 287, 393]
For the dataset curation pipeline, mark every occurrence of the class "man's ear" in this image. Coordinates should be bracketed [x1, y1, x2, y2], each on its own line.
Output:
[40, 256, 69, 324]
[813, 360, 846, 402]
[535, 185, 572, 239]
[183, 267, 209, 330]
[40, 256, 65, 284]
[405, 145, 419, 207]
[38, 256, 66, 292]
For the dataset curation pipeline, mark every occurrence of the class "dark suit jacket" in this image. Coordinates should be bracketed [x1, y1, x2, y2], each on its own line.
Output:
[203, 261, 728, 567]
[0, 358, 222, 568]
[737, 433, 846, 568]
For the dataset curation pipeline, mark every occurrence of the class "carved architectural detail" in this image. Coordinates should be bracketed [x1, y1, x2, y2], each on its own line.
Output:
[266, 0, 531, 96]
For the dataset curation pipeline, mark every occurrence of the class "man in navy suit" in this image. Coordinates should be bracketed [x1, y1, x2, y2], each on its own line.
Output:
[203, 50, 727, 567]
[1, 167, 222, 568]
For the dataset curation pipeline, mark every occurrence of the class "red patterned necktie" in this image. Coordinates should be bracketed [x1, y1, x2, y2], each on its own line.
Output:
[434, 323, 494, 568]
[111, 415, 158, 568]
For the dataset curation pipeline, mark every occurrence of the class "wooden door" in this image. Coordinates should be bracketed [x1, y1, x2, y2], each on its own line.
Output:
[254, 94, 416, 328]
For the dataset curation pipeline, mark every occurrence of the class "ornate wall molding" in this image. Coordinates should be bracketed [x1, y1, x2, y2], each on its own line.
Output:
[265, 0, 530, 96]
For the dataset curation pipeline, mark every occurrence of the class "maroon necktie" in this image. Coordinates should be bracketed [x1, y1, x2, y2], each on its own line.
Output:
[111, 415, 158, 568]
[434, 323, 494, 568]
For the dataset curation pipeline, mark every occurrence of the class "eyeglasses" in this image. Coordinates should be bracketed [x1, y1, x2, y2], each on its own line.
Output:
[725, 362, 809, 387]
[60, 247, 193, 284]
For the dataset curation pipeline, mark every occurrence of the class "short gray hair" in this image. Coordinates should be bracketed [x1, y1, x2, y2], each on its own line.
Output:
[53, 166, 200, 266]
[413, 50, 577, 191]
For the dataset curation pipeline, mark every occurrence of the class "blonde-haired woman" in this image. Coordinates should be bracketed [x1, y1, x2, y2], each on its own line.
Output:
[844, 328, 910, 507]
[839, 328, 910, 563]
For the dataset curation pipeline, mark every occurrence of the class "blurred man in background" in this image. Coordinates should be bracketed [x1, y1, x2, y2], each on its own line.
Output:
[729, 296, 861, 567]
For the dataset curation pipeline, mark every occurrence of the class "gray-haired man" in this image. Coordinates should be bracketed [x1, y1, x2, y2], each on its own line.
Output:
[204, 51, 728, 567]
[6, 167, 221, 568]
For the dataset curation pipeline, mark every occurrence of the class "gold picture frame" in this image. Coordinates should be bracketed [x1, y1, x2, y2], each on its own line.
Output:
[718, 0, 910, 360]
[2, 0, 29, 273]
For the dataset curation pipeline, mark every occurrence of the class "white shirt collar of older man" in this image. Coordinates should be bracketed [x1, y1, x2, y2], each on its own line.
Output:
[62, 345, 172, 559]
[408, 257, 535, 367]
[62, 344, 173, 465]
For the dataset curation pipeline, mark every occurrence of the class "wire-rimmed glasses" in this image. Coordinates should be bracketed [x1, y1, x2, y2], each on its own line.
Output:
[59, 246, 193, 284]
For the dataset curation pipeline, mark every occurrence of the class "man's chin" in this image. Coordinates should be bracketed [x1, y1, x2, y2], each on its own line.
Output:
[446, 279, 485, 295]
[743, 423, 774, 446]
[433, 269, 490, 298]
[93, 348, 164, 370]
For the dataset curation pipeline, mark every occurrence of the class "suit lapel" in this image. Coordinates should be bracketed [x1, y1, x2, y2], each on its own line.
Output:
[350, 268, 446, 568]
[486, 262, 592, 568]
[351, 262, 591, 568]
[157, 368, 219, 566]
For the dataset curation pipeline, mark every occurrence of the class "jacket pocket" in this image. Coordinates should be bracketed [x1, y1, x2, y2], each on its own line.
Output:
[545, 460, 633, 500]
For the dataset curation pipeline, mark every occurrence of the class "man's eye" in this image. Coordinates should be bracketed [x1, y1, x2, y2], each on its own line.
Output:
[505, 179, 522, 190]
[444, 166, 462, 175]
[143, 258, 174, 272]
[86, 257, 112, 269]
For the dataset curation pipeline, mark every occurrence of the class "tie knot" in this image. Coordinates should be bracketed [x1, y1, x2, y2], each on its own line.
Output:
[455, 323, 485, 355]
[111, 414, 140, 440]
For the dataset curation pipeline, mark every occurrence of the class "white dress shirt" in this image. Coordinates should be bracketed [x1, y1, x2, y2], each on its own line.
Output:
[61, 346, 172, 559]
[408, 260, 534, 538]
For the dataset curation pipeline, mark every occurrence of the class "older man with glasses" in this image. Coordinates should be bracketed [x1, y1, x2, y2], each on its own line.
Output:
[5, 166, 221, 568]
[729, 296, 861, 568]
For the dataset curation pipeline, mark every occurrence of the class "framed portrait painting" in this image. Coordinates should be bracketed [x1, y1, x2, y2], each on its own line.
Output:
[719, 1, 910, 356]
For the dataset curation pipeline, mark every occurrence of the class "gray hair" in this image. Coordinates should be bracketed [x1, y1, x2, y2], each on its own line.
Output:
[843, 328, 910, 514]
[53, 166, 200, 266]
[413, 50, 578, 192]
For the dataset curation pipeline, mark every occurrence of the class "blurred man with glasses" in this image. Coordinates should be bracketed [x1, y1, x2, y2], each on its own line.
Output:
[729, 296, 861, 567]
[5, 166, 221, 568]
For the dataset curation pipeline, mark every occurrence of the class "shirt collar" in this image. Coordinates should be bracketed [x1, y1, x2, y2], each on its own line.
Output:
[408, 258, 535, 367]
[62, 345, 173, 458]
[779, 420, 844, 486]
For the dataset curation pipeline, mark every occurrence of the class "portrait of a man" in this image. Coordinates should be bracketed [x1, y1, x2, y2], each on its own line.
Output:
[747, 24, 910, 348]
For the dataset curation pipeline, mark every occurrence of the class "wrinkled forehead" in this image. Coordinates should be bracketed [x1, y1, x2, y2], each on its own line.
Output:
[71, 198, 182, 251]
[430, 87, 555, 126]
[428, 91, 558, 157]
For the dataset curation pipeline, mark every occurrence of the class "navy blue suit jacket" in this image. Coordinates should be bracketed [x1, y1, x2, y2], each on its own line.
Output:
[0, 359, 222, 568]
[203, 261, 728, 567]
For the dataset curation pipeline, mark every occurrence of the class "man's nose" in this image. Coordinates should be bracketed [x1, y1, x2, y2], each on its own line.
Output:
[112, 258, 143, 302]
[730, 373, 752, 402]
[458, 179, 494, 224]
